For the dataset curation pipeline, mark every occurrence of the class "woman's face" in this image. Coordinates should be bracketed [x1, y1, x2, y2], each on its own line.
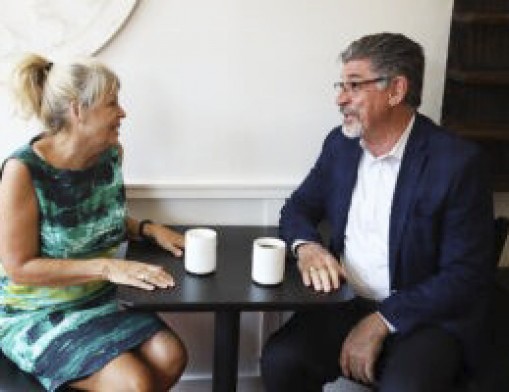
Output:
[78, 91, 126, 149]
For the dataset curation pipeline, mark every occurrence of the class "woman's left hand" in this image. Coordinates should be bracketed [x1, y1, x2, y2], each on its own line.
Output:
[147, 224, 185, 257]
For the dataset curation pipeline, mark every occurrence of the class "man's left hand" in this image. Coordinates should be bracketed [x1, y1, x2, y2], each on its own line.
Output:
[339, 312, 389, 384]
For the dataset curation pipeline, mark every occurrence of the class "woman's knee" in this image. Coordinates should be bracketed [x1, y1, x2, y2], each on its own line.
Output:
[71, 353, 158, 392]
[165, 333, 188, 380]
[120, 365, 157, 392]
[140, 330, 188, 386]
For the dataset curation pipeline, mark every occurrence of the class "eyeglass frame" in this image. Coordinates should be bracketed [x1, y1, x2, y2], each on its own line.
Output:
[333, 76, 390, 94]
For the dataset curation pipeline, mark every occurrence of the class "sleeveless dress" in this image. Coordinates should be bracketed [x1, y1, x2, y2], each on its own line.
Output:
[0, 139, 165, 391]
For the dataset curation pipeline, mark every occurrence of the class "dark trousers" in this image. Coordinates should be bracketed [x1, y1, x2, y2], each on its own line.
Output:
[261, 298, 462, 392]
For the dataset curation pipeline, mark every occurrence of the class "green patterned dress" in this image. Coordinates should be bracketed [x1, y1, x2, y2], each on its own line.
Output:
[0, 139, 165, 391]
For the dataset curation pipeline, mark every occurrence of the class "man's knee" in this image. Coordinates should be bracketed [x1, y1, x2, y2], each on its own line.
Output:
[261, 337, 303, 381]
[378, 371, 432, 392]
[377, 327, 461, 392]
[261, 338, 288, 376]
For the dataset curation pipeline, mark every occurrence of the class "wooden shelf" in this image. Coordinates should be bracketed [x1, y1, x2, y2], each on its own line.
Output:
[443, 1, 509, 191]
[493, 176, 509, 192]
[442, 122, 509, 140]
[447, 69, 509, 85]
[453, 12, 509, 24]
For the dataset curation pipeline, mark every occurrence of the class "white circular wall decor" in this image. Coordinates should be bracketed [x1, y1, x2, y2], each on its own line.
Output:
[0, 0, 138, 82]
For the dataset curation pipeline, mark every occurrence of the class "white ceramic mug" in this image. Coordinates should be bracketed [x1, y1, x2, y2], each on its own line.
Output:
[184, 228, 217, 275]
[251, 237, 286, 285]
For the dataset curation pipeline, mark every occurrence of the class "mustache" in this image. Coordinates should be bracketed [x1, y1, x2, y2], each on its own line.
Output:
[340, 106, 358, 116]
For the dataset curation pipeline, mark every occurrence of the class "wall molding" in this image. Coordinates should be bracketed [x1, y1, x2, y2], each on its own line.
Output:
[125, 182, 297, 200]
[127, 184, 509, 200]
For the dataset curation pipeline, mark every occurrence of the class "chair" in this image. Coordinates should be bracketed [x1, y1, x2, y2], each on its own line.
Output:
[494, 216, 509, 268]
[0, 352, 44, 392]
[467, 216, 509, 392]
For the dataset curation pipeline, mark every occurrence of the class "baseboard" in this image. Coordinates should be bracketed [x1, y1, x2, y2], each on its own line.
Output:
[173, 375, 263, 392]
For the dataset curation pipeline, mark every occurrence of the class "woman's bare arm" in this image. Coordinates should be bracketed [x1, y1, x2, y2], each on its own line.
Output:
[0, 159, 173, 290]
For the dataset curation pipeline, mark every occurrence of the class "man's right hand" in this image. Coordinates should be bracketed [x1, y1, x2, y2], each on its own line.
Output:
[296, 243, 345, 292]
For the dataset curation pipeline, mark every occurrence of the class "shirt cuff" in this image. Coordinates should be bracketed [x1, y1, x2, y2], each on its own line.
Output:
[291, 240, 314, 257]
[377, 311, 397, 333]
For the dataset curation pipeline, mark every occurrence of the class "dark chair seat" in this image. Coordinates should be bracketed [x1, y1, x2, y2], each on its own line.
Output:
[437, 216, 509, 392]
[0, 352, 44, 392]
[460, 270, 509, 392]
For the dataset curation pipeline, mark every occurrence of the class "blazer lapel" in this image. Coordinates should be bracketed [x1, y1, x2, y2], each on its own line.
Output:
[388, 116, 429, 288]
[335, 138, 362, 233]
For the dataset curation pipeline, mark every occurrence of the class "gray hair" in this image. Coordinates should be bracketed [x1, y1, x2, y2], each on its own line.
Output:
[10, 53, 120, 133]
[340, 32, 424, 109]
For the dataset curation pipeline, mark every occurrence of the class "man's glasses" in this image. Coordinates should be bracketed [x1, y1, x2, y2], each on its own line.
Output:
[333, 77, 389, 94]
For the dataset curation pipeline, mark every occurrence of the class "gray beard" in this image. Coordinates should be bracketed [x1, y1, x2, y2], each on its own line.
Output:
[341, 123, 364, 139]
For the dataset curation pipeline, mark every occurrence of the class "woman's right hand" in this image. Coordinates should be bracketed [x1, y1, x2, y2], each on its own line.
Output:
[101, 259, 175, 290]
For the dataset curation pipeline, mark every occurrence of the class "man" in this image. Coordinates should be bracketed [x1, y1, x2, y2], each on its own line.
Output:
[261, 33, 494, 392]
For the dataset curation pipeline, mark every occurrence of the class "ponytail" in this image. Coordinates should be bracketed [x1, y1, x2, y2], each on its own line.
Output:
[10, 53, 52, 120]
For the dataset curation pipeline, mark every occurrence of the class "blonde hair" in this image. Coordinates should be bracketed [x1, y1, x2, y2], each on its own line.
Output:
[10, 53, 120, 133]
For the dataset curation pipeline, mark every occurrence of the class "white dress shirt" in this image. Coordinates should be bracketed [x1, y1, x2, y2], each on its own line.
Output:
[343, 116, 414, 302]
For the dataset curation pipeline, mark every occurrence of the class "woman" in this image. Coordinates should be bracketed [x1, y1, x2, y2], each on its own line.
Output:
[0, 54, 187, 391]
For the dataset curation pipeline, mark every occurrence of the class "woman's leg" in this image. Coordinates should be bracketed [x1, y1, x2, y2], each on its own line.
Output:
[70, 329, 187, 392]
[135, 329, 188, 390]
[70, 351, 158, 392]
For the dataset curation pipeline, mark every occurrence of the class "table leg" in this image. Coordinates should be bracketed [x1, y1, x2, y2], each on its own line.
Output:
[213, 310, 240, 392]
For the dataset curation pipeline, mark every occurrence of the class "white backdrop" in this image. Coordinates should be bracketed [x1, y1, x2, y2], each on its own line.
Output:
[0, 0, 454, 187]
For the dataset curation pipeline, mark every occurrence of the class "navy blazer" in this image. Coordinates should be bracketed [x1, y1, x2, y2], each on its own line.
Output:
[280, 113, 494, 367]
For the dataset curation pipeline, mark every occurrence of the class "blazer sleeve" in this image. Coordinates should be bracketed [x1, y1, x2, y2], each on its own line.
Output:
[279, 129, 340, 249]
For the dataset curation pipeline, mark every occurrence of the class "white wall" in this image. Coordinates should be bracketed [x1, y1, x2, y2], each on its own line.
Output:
[3, 1, 508, 390]
[1, 0, 455, 187]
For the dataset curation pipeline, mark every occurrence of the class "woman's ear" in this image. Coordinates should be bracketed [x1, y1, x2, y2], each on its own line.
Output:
[69, 100, 84, 123]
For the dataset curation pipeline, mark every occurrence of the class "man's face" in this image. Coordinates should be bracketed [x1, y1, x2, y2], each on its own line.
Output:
[336, 59, 391, 138]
